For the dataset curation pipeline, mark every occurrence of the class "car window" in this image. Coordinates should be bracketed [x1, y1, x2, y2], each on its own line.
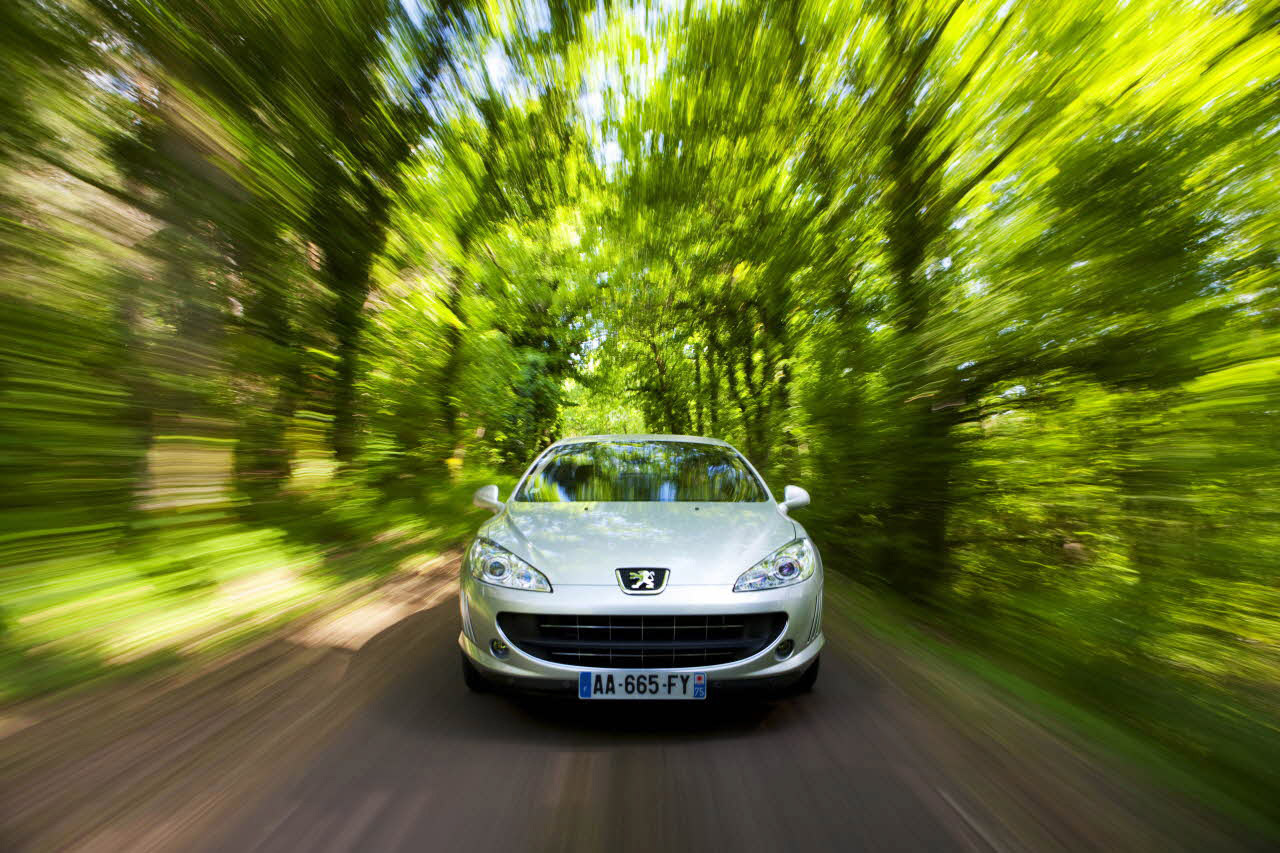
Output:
[515, 441, 767, 502]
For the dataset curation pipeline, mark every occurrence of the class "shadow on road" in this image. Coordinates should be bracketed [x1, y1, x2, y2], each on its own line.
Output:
[344, 601, 807, 748]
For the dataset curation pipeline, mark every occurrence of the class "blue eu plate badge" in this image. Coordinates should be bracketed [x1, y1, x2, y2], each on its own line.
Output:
[577, 670, 708, 700]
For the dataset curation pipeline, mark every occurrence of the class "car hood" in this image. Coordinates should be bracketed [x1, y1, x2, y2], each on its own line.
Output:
[482, 501, 797, 586]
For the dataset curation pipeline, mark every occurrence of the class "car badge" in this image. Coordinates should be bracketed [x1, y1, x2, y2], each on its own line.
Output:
[616, 567, 670, 594]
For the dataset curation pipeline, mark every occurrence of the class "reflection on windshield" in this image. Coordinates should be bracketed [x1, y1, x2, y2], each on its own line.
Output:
[516, 441, 766, 502]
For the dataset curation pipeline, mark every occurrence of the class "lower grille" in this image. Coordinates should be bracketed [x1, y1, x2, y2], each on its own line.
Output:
[497, 612, 787, 668]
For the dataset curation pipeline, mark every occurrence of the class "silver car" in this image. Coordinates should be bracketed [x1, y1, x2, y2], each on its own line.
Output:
[458, 434, 823, 700]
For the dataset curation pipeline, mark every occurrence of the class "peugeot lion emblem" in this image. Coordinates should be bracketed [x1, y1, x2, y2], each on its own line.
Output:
[617, 567, 669, 594]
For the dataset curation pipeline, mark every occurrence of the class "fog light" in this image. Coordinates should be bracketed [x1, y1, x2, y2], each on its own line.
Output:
[489, 639, 509, 659]
[775, 639, 795, 659]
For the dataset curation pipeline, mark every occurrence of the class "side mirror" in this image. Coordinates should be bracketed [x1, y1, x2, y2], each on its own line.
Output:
[473, 484, 504, 514]
[779, 485, 810, 514]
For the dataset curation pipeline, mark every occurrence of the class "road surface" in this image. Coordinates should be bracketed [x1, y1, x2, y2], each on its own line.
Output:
[0, 561, 1267, 852]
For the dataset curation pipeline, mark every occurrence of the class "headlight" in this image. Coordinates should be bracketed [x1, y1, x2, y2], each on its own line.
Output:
[733, 539, 816, 592]
[467, 538, 552, 592]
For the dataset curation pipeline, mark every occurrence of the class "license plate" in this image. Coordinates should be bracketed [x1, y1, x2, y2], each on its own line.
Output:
[578, 670, 707, 700]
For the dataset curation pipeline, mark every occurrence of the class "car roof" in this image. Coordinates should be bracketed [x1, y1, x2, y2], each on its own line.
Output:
[549, 434, 732, 448]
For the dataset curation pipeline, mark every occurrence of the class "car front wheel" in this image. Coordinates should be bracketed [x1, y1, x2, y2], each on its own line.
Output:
[460, 651, 489, 692]
[794, 654, 820, 693]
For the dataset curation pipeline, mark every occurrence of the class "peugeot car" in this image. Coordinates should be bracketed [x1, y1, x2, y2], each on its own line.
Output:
[458, 434, 823, 699]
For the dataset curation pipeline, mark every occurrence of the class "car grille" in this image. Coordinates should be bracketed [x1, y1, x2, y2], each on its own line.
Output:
[496, 612, 788, 668]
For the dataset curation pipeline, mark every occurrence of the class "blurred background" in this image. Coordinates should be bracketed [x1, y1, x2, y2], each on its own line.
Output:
[2, 0, 1279, 835]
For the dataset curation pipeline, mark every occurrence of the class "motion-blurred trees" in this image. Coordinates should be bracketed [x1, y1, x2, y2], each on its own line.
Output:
[3, 0, 1280, 821]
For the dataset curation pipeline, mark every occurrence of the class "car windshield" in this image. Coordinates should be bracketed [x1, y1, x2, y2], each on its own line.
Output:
[515, 440, 767, 502]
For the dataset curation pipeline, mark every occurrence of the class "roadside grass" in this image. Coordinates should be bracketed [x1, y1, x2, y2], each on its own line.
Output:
[824, 571, 1280, 841]
[0, 469, 514, 706]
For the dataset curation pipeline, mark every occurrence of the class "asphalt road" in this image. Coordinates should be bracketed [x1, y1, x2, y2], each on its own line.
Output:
[201, 604, 974, 852]
[198, 588, 1260, 852]
[2, 567, 1266, 853]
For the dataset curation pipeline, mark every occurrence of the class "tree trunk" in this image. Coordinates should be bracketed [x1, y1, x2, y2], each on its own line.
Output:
[114, 270, 157, 528]
[646, 338, 688, 434]
[879, 385, 962, 600]
[233, 234, 300, 493]
[328, 249, 374, 466]
[693, 345, 703, 434]
[438, 270, 465, 470]
[707, 345, 721, 436]
[875, 75, 956, 599]
[876, 221, 959, 598]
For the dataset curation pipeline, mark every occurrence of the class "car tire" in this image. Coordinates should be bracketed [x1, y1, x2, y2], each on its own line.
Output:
[461, 651, 489, 692]
[794, 654, 820, 693]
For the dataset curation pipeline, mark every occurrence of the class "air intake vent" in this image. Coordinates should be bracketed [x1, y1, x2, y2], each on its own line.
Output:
[497, 612, 787, 668]
[807, 582, 823, 643]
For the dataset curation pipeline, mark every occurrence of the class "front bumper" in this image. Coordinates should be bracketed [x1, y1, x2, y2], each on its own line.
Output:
[458, 574, 823, 692]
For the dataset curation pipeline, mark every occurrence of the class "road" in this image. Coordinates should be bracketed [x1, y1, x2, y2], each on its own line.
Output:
[0, 562, 1266, 852]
